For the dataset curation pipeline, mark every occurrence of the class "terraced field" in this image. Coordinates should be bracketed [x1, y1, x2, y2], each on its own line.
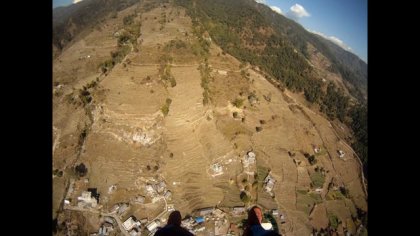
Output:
[162, 66, 234, 216]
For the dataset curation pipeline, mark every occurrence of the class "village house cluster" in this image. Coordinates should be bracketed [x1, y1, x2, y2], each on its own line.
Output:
[62, 149, 287, 236]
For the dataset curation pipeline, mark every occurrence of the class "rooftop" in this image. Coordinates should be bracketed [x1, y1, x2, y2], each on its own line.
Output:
[123, 217, 140, 231]
[146, 221, 159, 232]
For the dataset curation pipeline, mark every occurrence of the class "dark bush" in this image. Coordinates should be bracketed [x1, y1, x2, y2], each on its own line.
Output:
[75, 163, 87, 177]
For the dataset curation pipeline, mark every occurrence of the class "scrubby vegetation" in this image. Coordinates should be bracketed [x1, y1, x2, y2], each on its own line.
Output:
[296, 189, 322, 215]
[75, 163, 88, 177]
[326, 190, 346, 200]
[255, 166, 270, 189]
[161, 98, 172, 116]
[321, 83, 350, 122]
[159, 54, 176, 87]
[99, 12, 141, 73]
[79, 88, 92, 106]
[304, 153, 317, 165]
[198, 61, 212, 105]
[349, 104, 368, 176]
[328, 214, 340, 230]
[164, 39, 187, 51]
[240, 191, 251, 203]
[310, 171, 325, 188]
[232, 98, 244, 108]
[53, 169, 63, 177]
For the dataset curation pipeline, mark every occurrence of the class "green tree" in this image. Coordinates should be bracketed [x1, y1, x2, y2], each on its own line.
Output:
[240, 191, 251, 203]
[232, 98, 244, 108]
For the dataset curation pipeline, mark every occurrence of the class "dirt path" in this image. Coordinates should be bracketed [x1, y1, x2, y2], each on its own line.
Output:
[53, 126, 61, 155]
[131, 63, 199, 67]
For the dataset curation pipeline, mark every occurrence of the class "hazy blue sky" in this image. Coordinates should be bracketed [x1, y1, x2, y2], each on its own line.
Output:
[53, 0, 367, 62]
[53, 0, 77, 8]
[259, 0, 367, 62]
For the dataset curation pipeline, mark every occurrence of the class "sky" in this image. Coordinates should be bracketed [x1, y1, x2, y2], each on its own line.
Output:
[53, 0, 367, 62]
[53, 0, 80, 8]
[257, 0, 367, 62]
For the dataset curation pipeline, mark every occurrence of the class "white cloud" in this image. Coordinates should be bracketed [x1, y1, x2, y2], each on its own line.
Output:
[270, 6, 283, 15]
[254, 0, 283, 15]
[328, 36, 352, 51]
[309, 30, 352, 52]
[73, 0, 83, 4]
[289, 4, 310, 18]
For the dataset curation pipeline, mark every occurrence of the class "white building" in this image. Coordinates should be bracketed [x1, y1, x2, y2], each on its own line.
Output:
[98, 223, 114, 236]
[77, 191, 97, 208]
[164, 190, 172, 200]
[338, 150, 345, 158]
[167, 204, 175, 212]
[198, 207, 214, 216]
[247, 151, 256, 160]
[211, 163, 223, 176]
[117, 203, 129, 215]
[213, 208, 225, 218]
[145, 184, 157, 196]
[104, 216, 114, 225]
[264, 174, 276, 193]
[108, 185, 117, 194]
[146, 221, 159, 232]
[129, 229, 140, 236]
[157, 181, 166, 194]
[123, 217, 141, 231]
[243, 151, 256, 167]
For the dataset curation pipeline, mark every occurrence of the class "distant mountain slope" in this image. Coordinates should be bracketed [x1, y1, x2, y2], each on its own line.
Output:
[319, 35, 367, 87]
[53, 0, 138, 56]
[248, 0, 367, 101]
